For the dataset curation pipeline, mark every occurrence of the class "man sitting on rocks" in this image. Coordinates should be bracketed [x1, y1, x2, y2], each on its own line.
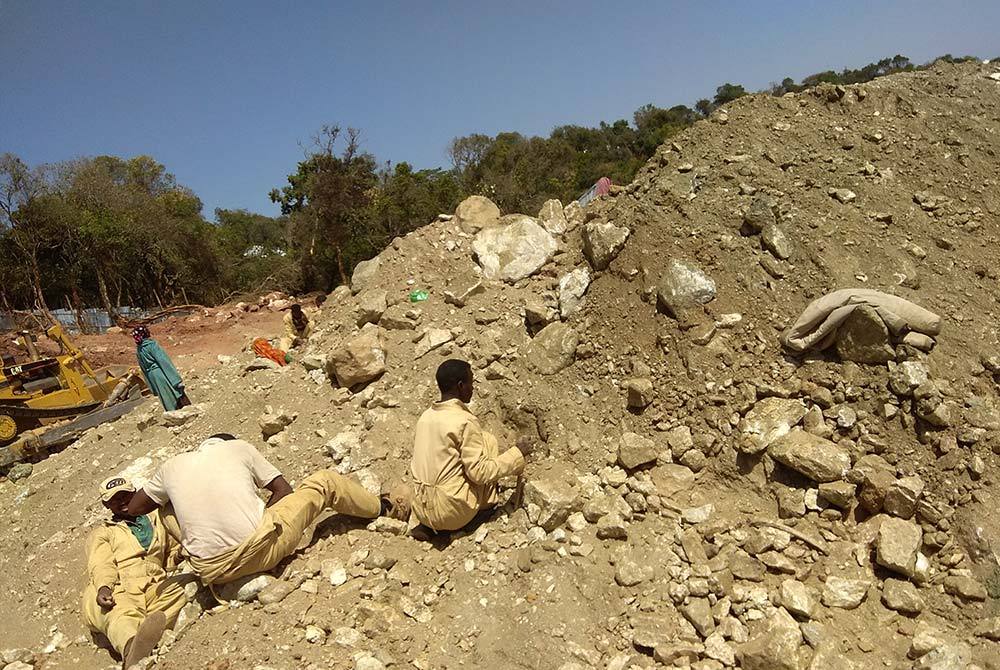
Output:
[410, 359, 532, 532]
[126, 434, 407, 585]
[83, 477, 187, 669]
[280, 303, 313, 351]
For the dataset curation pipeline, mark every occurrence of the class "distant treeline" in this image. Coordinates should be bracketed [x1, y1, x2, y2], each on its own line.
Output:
[0, 53, 980, 318]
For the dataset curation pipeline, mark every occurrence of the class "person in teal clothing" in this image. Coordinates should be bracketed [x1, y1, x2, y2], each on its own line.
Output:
[132, 326, 191, 411]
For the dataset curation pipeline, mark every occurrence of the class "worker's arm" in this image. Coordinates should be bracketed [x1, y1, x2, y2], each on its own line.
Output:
[264, 476, 293, 507]
[125, 489, 161, 517]
[458, 422, 525, 486]
[85, 528, 119, 608]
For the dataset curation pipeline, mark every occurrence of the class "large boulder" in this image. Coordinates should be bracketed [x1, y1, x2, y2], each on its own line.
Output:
[453, 195, 501, 233]
[350, 257, 381, 295]
[472, 216, 557, 283]
[558, 267, 591, 318]
[876, 516, 922, 577]
[618, 432, 658, 470]
[328, 325, 387, 388]
[523, 322, 579, 374]
[737, 608, 803, 670]
[739, 398, 807, 454]
[537, 199, 568, 235]
[657, 259, 716, 319]
[523, 462, 582, 531]
[835, 304, 894, 364]
[582, 222, 630, 270]
[768, 430, 851, 482]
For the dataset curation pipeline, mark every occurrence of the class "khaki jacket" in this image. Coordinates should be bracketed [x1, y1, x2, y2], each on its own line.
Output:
[84, 510, 179, 593]
[283, 311, 313, 343]
[410, 399, 524, 529]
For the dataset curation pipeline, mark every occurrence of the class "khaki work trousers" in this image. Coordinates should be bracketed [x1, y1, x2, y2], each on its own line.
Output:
[81, 577, 187, 656]
[190, 470, 380, 585]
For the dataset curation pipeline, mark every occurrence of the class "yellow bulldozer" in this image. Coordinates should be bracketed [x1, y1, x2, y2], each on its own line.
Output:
[0, 324, 145, 465]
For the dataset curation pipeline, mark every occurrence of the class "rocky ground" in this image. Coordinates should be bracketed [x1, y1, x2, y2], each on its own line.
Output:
[2, 60, 1000, 670]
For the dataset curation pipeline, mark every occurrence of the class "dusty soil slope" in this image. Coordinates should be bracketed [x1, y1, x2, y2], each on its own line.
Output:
[2, 61, 999, 670]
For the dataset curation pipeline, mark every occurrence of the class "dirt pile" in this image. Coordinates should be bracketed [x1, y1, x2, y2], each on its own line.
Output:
[2, 60, 1000, 670]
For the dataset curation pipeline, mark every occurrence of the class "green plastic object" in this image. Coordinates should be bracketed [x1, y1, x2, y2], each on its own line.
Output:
[409, 289, 429, 303]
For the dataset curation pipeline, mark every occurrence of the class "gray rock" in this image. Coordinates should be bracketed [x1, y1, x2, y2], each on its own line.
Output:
[876, 517, 922, 577]
[328, 325, 387, 387]
[943, 574, 987, 601]
[739, 398, 807, 454]
[379, 304, 420, 330]
[973, 617, 1000, 641]
[680, 597, 715, 638]
[888, 361, 929, 396]
[472, 216, 556, 282]
[858, 469, 895, 513]
[902, 332, 935, 351]
[324, 432, 360, 463]
[596, 513, 628, 540]
[523, 462, 582, 531]
[737, 608, 802, 670]
[356, 289, 387, 326]
[6, 463, 33, 482]
[834, 305, 894, 364]
[883, 475, 923, 519]
[821, 576, 870, 609]
[618, 432, 657, 469]
[443, 279, 485, 308]
[615, 551, 655, 587]
[829, 188, 856, 203]
[523, 322, 579, 374]
[301, 353, 327, 371]
[624, 378, 654, 409]
[817, 481, 856, 509]
[768, 430, 851, 482]
[258, 578, 299, 606]
[454, 195, 501, 233]
[762, 223, 792, 259]
[780, 579, 815, 619]
[413, 328, 454, 359]
[537, 198, 568, 235]
[743, 197, 776, 233]
[881, 578, 923, 613]
[162, 403, 204, 427]
[914, 642, 972, 670]
[350, 257, 381, 294]
[218, 574, 274, 602]
[582, 221, 630, 270]
[657, 259, 716, 319]
[258, 407, 296, 439]
[558, 267, 591, 318]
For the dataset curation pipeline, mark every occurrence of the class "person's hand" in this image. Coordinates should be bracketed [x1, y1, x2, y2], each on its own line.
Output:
[516, 435, 535, 459]
[97, 586, 115, 609]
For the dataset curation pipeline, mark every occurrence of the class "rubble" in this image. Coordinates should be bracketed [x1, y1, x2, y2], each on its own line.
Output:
[472, 216, 557, 282]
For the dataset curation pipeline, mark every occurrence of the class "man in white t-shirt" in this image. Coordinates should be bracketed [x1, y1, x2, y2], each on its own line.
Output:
[126, 434, 406, 585]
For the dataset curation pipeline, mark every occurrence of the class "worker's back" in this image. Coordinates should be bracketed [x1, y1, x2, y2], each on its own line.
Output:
[143, 438, 281, 559]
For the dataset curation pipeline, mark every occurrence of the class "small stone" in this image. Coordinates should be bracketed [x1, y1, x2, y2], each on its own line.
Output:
[558, 267, 591, 318]
[682, 504, 714, 524]
[162, 403, 204, 427]
[657, 259, 716, 319]
[328, 326, 387, 387]
[835, 304, 894, 364]
[523, 462, 582, 531]
[883, 476, 923, 519]
[943, 574, 987, 601]
[739, 398, 807, 454]
[523, 322, 579, 375]
[817, 481, 856, 509]
[596, 513, 628, 540]
[304, 625, 326, 644]
[876, 517, 922, 577]
[355, 289, 387, 326]
[889, 361, 929, 396]
[743, 197, 776, 233]
[414, 328, 454, 358]
[6, 463, 32, 482]
[829, 188, 857, 203]
[582, 221, 630, 271]
[624, 378, 654, 409]
[821, 576, 870, 609]
[737, 608, 802, 670]
[258, 578, 298, 606]
[618, 432, 658, 469]
[780, 580, 815, 619]
[680, 597, 715, 638]
[858, 469, 895, 513]
[768, 430, 850, 482]
[761, 223, 792, 259]
[881, 578, 923, 614]
[615, 553, 654, 587]
[973, 617, 1000, 641]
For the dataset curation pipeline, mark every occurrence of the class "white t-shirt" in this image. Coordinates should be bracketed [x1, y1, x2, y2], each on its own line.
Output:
[144, 438, 282, 559]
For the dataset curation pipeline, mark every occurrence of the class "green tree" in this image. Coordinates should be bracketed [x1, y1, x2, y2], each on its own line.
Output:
[713, 83, 747, 106]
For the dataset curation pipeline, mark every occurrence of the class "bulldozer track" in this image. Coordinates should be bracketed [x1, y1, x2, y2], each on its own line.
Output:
[0, 401, 102, 420]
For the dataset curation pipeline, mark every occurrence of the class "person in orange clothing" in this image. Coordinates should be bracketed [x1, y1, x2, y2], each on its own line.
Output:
[81, 477, 187, 669]
[409, 359, 534, 532]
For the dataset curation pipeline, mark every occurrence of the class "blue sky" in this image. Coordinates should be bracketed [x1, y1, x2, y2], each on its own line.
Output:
[2, 1, 997, 218]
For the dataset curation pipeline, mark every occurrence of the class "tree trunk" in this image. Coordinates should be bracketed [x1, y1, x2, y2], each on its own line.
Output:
[336, 246, 348, 285]
[96, 265, 119, 325]
[29, 251, 55, 325]
[68, 290, 87, 334]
